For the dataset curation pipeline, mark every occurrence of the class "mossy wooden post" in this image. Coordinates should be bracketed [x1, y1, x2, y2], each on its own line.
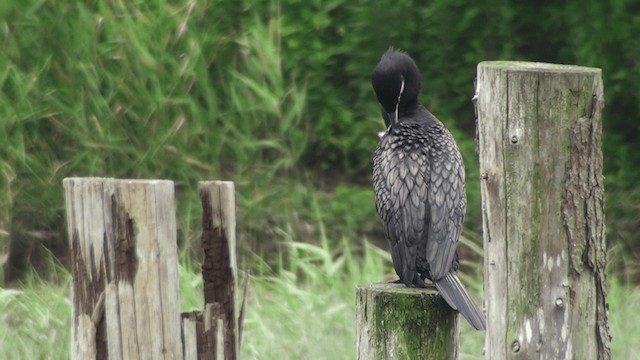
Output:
[64, 178, 182, 360]
[476, 62, 611, 359]
[356, 283, 459, 359]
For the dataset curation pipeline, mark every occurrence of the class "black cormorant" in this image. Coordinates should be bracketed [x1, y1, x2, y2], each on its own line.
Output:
[371, 48, 486, 330]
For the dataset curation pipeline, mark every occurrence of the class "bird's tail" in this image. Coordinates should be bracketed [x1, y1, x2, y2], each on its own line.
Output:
[434, 272, 486, 330]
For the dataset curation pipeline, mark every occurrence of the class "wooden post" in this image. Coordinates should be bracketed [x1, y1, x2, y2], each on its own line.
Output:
[64, 178, 182, 360]
[181, 312, 203, 360]
[476, 62, 611, 359]
[198, 181, 239, 360]
[356, 283, 459, 360]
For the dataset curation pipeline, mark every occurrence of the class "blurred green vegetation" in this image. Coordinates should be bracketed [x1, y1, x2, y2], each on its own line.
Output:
[1, 241, 639, 359]
[1, 240, 638, 359]
[1, 0, 639, 281]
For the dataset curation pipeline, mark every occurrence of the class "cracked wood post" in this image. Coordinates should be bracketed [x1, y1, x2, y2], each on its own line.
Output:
[476, 62, 611, 359]
[356, 283, 459, 360]
[64, 178, 181, 360]
[197, 181, 238, 360]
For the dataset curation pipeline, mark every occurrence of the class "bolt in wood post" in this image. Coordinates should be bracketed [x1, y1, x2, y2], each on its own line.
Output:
[476, 62, 611, 359]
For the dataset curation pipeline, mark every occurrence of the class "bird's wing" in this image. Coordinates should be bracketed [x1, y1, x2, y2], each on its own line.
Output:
[373, 129, 430, 286]
[426, 124, 466, 281]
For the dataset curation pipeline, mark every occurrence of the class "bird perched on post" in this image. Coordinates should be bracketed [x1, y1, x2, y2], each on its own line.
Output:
[371, 48, 486, 330]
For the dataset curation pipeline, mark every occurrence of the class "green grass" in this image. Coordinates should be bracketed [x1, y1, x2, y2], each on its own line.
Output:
[1, 242, 638, 359]
[608, 278, 640, 360]
[0, 268, 71, 360]
[240, 239, 389, 359]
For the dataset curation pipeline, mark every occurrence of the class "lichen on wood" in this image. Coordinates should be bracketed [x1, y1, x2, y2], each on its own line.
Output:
[356, 283, 459, 360]
[476, 62, 610, 360]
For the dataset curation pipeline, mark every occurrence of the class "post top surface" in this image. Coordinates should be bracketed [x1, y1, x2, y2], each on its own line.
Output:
[63, 177, 174, 186]
[478, 61, 601, 74]
[357, 282, 439, 296]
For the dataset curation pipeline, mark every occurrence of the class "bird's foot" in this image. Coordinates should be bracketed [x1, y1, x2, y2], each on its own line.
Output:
[414, 277, 436, 289]
[412, 277, 428, 288]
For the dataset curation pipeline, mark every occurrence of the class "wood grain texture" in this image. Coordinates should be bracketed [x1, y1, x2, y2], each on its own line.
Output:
[476, 62, 611, 360]
[199, 181, 238, 360]
[356, 283, 459, 360]
[65, 178, 181, 360]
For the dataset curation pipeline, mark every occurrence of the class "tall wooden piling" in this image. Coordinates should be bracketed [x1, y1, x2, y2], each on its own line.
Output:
[476, 62, 611, 359]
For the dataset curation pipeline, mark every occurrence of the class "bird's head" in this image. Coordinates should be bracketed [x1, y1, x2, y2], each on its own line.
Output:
[371, 48, 422, 127]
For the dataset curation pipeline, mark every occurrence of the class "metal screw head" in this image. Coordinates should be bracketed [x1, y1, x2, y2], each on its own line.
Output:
[555, 297, 564, 308]
[510, 135, 519, 144]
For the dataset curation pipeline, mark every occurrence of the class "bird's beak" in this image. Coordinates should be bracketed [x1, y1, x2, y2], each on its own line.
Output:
[388, 79, 404, 126]
[387, 110, 398, 126]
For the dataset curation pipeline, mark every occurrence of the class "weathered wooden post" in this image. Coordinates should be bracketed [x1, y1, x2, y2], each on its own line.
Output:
[356, 283, 459, 359]
[476, 62, 611, 359]
[64, 178, 182, 360]
[181, 181, 239, 360]
[200, 180, 239, 360]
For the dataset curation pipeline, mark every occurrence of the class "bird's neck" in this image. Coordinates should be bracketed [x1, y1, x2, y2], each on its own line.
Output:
[398, 96, 420, 112]
[398, 100, 423, 118]
[398, 103, 438, 126]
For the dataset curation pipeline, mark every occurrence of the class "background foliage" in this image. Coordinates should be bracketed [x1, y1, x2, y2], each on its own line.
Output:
[1, 0, 638, 280]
